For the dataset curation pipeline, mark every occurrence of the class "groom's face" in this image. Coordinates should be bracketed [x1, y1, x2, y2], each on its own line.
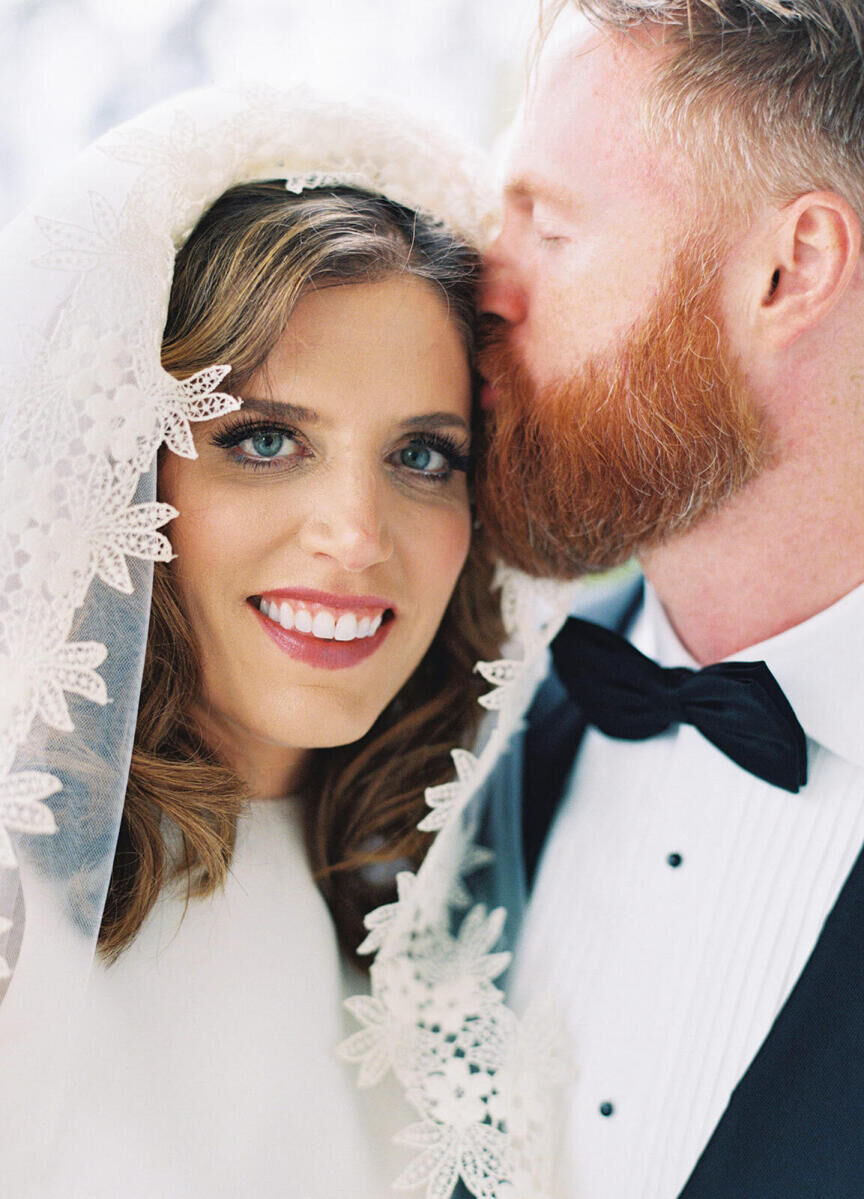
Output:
[481, 28, 685, 391]
[478, 28, 766, 577]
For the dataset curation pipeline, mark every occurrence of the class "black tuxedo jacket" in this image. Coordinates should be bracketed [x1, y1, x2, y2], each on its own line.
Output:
[511, 575, 864, 1197]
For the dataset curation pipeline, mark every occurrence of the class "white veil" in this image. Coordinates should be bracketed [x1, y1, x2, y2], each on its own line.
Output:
[340, 561, 578, 1198]
[0, 83, 580, 1196]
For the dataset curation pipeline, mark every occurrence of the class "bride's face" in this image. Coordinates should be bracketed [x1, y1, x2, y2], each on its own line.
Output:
[160, 275, 473, 795]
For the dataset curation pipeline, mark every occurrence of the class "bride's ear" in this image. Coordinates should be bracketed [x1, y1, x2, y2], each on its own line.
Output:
[753, 191, 860, 351]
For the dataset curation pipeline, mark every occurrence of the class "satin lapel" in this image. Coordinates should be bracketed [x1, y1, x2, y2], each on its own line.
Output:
[522, 574, 644, 889]
[678, 835, 864, 1199]
[522, 670, 589, 889]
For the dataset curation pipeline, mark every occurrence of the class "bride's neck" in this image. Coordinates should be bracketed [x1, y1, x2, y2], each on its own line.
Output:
[237, 748, 309, 800]
[190, 704, 310, 799]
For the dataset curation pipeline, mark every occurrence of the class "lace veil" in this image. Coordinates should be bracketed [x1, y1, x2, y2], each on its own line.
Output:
[0, 83, 579, 1195]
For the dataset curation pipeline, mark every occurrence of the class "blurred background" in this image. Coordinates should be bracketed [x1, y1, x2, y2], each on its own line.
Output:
[0, 0, 541, 223]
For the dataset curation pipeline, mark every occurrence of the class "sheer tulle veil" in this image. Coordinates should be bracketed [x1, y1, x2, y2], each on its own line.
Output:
[0, 84, 578, 1195]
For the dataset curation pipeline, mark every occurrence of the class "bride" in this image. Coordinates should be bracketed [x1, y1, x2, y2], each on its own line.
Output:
[0, 85, 515, 1196]
[0, 84, 578, 1198]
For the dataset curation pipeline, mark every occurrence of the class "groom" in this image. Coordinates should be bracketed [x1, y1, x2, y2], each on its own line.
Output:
[477, 2, 864, 1196]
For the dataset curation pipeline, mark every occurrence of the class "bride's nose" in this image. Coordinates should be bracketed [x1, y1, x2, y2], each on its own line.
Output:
[297, 464, 394, 572]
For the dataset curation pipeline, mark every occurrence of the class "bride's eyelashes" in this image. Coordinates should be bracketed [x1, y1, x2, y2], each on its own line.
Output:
[209, 419, 472, 484]
[210, 418, 308, 470]
[388, 432, 472, 483]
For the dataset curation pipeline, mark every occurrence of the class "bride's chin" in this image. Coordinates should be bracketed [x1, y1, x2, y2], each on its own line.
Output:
[189, 689, 381, 780]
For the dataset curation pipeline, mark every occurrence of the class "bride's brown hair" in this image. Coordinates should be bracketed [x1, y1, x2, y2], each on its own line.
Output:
[98, 181, 502, 963]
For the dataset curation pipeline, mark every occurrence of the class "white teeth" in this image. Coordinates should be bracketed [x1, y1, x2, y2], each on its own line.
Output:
[312, 611, 336, 640]
[334, 613, 358, 641]
[258, 599, 388, 641]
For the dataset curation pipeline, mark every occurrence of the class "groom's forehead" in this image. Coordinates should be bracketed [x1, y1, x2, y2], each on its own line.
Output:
[507, 30, 678, 207]
[525, 26, 656, 121]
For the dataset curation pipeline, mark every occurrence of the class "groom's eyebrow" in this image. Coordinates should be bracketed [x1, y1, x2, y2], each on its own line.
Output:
[506, 174, 576, 214]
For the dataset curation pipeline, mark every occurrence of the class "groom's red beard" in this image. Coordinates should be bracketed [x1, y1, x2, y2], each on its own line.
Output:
[476, 240, 769, 579]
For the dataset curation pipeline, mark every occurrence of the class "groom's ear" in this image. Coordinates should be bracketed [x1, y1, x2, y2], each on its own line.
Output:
[750, 191, 860, 351]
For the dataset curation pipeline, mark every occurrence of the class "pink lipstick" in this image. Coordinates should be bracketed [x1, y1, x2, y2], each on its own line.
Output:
[248, 589, 395, 670]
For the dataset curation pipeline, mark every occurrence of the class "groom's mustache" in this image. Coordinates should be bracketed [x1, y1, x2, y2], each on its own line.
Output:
[475, 238, 768, 579]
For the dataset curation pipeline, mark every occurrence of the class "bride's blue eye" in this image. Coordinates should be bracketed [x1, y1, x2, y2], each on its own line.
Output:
[210, 421, 306, 468]
[246, 430, 292, 458]
[399, 443, 447, 473]
[391, 434, 472, 483]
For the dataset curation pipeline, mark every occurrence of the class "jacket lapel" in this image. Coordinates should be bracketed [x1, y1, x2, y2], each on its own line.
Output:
[521, 574, 643, 887]
[678, 833, 864, 1198]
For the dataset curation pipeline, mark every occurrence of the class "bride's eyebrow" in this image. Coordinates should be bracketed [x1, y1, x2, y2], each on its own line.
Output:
[236, 396, 319, 423]
[235, 400, 468, 435]
[400, 413, 470, 433]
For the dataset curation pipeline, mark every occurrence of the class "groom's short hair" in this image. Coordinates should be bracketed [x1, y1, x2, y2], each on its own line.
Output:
[551, 1, 864, 218]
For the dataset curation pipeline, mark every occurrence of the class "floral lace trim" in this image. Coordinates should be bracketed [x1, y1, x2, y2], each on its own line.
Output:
[0, 388, 235, 981]
[1, 301, 236, 982]
[341, 566, 579, 1198]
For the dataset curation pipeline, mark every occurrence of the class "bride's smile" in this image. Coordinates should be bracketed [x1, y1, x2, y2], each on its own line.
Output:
[0, 81, 513, 1199]
[253, 591, 391, 640]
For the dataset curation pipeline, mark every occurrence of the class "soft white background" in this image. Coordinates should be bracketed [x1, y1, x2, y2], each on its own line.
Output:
[0, 0, 540, 223]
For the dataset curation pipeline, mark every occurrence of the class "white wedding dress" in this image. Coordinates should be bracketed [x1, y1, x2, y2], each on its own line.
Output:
[37, 800, 388, 1199]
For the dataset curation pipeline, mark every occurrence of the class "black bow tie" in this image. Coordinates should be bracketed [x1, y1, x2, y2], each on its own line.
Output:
[552, 617, 808, 793]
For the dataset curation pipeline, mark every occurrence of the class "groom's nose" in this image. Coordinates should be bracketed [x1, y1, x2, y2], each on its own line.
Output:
[479, 240, 528, 325]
